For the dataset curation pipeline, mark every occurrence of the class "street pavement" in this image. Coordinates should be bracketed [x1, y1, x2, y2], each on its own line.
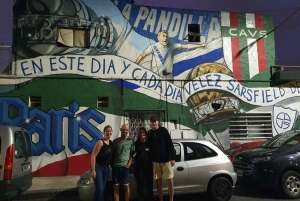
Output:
[14, 176, 79, 200]
[13, 176, 292, 201]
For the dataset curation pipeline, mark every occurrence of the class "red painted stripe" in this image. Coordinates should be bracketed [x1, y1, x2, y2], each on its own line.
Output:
[257, 39, 267, 72]
[230, 13, 239, 27]
[32, 154, 91, 176]
[255, 14, 263, 28]
[231, 38, 242, 81]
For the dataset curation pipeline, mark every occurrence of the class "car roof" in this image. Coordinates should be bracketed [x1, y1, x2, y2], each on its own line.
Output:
[280, 129, 300, 135]
[172, 139, 226, 152]
[172, 139, 216, 146]
[172, 139, 212, 143]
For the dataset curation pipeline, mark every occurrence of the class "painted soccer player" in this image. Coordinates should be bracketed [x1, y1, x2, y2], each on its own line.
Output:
[136, 30, 206, 79]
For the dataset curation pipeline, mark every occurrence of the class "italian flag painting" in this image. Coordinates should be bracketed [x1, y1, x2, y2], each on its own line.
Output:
[221, 12, 275, 81]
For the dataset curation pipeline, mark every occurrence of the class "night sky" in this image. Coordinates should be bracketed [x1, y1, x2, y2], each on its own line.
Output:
[1, 0, 299, 66]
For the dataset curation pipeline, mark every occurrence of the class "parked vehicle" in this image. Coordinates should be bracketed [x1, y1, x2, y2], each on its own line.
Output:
[78, 139, 237, 201]
[0, 125, 33, 200]
[233, 129, 300, 199]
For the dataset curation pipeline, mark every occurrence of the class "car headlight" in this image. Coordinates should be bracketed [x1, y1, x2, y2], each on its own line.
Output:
[250, 156, 273, 163]
[79, 178, 93, 185]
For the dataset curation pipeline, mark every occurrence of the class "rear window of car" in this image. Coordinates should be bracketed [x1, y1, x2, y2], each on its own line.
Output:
[260, 132, 300, 148]
[14, 131, 32, 159]
[182, 142, 217, 161]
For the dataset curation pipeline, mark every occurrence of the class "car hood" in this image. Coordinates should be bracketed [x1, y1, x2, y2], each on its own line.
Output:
[81, 170, 92, 178]
[236, 147, 283, 158]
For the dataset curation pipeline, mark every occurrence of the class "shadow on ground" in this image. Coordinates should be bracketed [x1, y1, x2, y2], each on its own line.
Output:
[50, 186, 286, 201]
[14, 188, 78, 201]
[233, 185, 288, 200]
[14, 185, 291, 201]
[47, 189, 80, 201]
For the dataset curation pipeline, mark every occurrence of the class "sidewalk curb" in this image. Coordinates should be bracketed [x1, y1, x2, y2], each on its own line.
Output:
[15, 188, 77, 200]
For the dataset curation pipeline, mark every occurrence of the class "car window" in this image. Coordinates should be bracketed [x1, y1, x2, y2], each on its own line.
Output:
[186, 146, 193, 154]
[23, 131, 32, 157]
[14, 131, 32, 159]
[183, 142, 217, 161]
[260, 132, 300, 148]
[173, 143, 181, 162]
[15, 131, 25, 158]
[279, 135, 300, 148]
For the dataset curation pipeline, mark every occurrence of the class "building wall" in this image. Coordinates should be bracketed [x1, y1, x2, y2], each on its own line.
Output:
[0, 46, 12, 74]
[0, 0, 299, 176]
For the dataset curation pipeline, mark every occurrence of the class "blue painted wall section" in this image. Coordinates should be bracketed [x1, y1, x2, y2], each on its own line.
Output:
[0, 97, 106, 155]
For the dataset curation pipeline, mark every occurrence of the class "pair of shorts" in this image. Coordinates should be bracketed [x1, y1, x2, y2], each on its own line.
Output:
[112, 167, 130, 186]
[153, 161, 174, 180]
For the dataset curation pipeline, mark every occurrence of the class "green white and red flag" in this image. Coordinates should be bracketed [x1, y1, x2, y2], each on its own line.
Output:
[221, 12, 275, 81]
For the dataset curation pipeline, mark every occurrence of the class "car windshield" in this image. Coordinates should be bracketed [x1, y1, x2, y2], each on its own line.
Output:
[259, 131, 300, 148]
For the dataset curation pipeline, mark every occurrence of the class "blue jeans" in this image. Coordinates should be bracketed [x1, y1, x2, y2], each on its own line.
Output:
[93, 164, 109, 201]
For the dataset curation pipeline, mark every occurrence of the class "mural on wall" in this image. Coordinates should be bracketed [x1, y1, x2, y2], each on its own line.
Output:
[221, 12, 272, 81]
[1, 0, 300, 176]
[0, 97, 125, 175]
[272, 105, 297, 135]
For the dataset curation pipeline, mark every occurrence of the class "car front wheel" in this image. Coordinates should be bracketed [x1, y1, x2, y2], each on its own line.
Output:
[281, 171, 300, 199]
[208, 177, 233, 201]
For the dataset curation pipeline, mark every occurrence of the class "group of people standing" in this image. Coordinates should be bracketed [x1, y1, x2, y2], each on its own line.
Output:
[91, 116, 175, 201]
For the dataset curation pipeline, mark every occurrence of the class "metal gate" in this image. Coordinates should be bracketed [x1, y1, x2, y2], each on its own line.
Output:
[124, 110, 165, 140]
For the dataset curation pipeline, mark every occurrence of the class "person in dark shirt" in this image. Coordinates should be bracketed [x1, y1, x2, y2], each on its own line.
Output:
[91, 125, 113, 201]
[148, 116, 175, 201]
[134, 127, 153, 201]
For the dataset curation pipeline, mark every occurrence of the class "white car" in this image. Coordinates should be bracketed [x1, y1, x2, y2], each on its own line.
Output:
[77, 139, 237, 201]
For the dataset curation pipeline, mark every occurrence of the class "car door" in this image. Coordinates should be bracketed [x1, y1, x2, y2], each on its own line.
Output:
[154, 143, 189, 194]
[182, 142, 218, 193]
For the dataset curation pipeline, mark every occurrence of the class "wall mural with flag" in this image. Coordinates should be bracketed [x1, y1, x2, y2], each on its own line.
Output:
[221, 12, 275, 81]
[0, 0, 300, 176]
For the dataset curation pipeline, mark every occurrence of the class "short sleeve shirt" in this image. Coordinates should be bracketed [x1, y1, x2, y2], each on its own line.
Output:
[112, 137, 134, 167]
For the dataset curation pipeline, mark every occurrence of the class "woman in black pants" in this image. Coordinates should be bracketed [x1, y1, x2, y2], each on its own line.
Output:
[134, 127, 153, 201]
